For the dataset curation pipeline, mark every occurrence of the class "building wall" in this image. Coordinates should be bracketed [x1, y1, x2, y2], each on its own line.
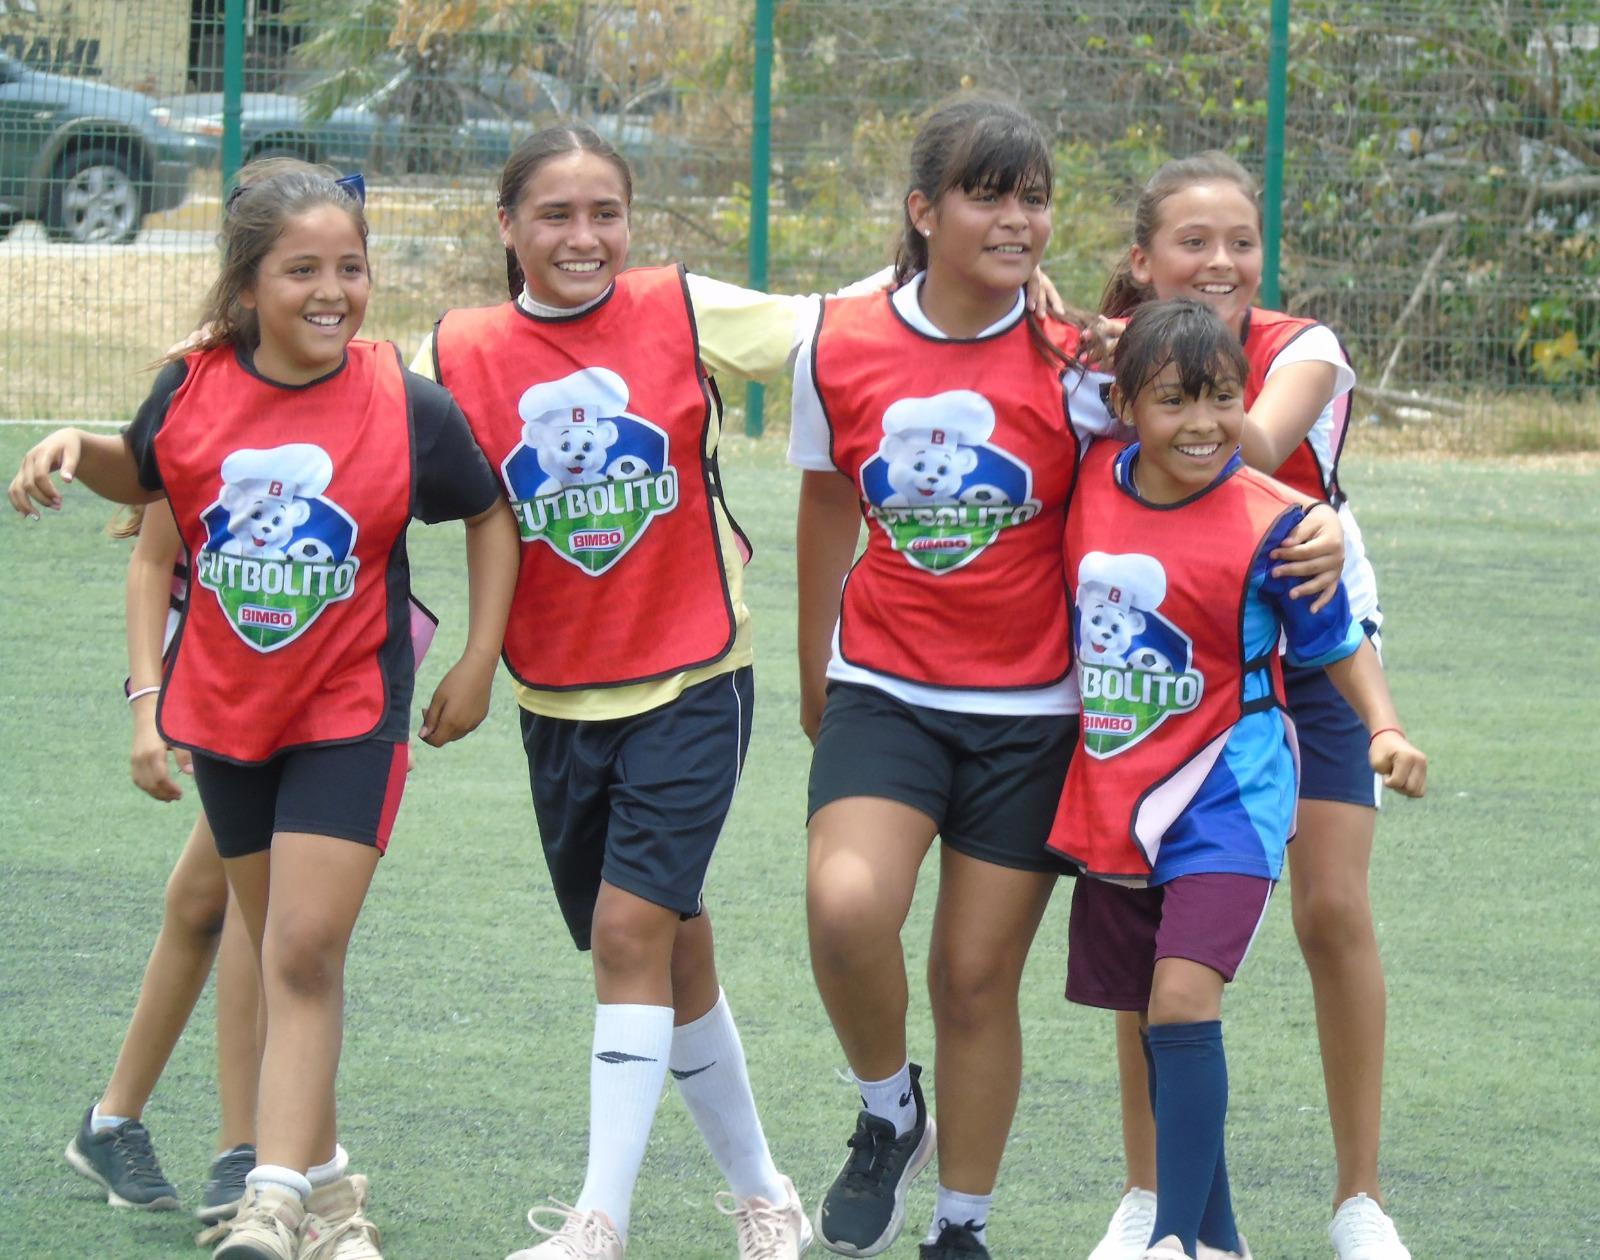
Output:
[0, 0, 189, 94]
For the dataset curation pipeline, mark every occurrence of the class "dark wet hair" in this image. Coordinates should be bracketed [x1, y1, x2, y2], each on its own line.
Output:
[893, 95, 1086, 369]
[1113, 298, 1249, 414]
[167, 157, 368, 364]
[1100, 150, 1262, 319]
[498, 124, 634, 300]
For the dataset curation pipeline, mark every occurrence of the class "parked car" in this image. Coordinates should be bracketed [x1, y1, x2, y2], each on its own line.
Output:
[163, 67, 568, 175]
[0, 53, 213, 243]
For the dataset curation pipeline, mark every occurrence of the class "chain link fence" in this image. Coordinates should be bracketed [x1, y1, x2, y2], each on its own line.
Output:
[2, 0, 1595, 450]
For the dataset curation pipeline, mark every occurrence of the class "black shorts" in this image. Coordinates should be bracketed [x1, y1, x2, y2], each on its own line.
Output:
[806, 681, 1078, 874]
[191, 740, 409, 859]
[520, 666, 755, 951]
[1285, 619, 1383, 809]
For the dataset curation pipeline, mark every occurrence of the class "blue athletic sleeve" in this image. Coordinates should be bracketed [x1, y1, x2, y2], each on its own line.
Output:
[1256, 507, 1362, 667]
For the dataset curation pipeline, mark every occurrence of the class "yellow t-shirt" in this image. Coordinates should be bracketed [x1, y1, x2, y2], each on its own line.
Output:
[412, 272, 814, 721]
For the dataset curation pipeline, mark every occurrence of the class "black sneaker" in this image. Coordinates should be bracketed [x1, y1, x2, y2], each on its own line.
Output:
[920, 1218, 991, 1258]
[814, 1062, 937, 1256]
[64, 1106, 180, 1210]
[197, 1142, 256, 1224]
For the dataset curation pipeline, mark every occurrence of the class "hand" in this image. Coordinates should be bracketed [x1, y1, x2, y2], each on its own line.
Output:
[1086, 315, 1125, 368]
[130, 711, 183, 801]
[1272, 503, 1345, 612]
[1026, 267, 1068, 320]
[418, 658, 494, 747]
[9, 428, 83, 517]
[799, 685, 827, 746]
[1370, 730, 1427, 797]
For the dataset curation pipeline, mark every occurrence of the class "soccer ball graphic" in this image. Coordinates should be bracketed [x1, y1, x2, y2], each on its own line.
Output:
[959, 483, 1007, 506]
[605, 454, 651, 481]
[286, 538, 336, 564]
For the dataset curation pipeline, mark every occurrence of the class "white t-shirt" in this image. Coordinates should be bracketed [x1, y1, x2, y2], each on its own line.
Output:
[789, 274, 1116, 716]
[1263, 324, 1379, 624]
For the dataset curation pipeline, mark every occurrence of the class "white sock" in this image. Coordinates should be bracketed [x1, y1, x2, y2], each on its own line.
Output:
[854, 1062, 916, 1137]
[246, 1165, 311, 1201]
[925, 1185, 992, 1245]
[573, 1003, 674, 1240]
[306, 1144, 349, 1188]
[90, 1102, 131, 1133]
[670, 989, 785, 1204]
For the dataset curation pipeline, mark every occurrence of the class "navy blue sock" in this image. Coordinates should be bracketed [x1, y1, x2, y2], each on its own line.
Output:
[1145, 1020, 1238, 1257]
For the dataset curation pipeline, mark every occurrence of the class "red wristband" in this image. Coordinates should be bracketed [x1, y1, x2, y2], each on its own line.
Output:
[1368, 726, 1405, 745]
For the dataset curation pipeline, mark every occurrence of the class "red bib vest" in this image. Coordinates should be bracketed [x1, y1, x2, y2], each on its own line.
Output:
[1046, 441, 1297, 878]
[153, 341, 414, 763]
[1242, 307, 1350, 504]
[811, 295, 1082, 690]
[435, 265, 735, 690]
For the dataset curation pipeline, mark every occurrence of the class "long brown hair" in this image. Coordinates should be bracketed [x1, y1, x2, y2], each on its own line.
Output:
[894, 95, 1087, 371]
[498, 125, 634, 300]
[164, 158, 369, 365]
[1100, 151, 1262, 319]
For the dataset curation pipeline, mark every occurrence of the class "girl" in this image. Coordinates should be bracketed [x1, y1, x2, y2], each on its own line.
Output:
[1047, 297, 1426, 1260]
[421, 126, 822, 1260]
[65, 502, 259, 1226]
[12, 158, 520, 1260]
[789, 98, 1340, 1260]
[1084, 153, 1409, 1260]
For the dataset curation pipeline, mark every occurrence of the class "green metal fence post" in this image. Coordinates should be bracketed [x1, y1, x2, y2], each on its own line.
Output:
[221, 0, 246, 198]
[1261, 0, 1289, 309]
[745, 0, 775, 437]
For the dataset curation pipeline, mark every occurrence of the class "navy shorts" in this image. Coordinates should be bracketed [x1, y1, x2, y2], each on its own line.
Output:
[1065, 873, 1275, 1011]
[1285, 619, 1383, 809]
[807, 681, 1078, 874]
[192, 739, 409, 859]
[520, 666, 754, 951]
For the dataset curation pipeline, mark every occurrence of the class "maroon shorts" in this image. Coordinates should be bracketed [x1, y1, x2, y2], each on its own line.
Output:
[1065, 872, 1275, 1011]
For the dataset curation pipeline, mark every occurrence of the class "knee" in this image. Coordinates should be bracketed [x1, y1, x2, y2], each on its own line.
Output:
[1292, 880, 1376, 960]
[591, 912, 672, 986]
[163, 869, 227, 940]
[927, 947, 1020, 1033]
[807, 880, 893, 973]
[265, 917, 344, 999]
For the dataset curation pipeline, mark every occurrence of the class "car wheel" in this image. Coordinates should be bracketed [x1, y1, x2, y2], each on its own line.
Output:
[46, 147, 142, 244]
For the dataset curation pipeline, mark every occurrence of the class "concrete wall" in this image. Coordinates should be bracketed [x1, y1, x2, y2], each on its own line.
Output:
[0, 0, 189, 95]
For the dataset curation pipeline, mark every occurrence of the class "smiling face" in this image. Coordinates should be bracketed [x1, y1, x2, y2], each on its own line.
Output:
[1119, 359, 1245, 504]
[911, 173, 1052, 303]
[1131, 180, 1263, 336]
[500, 150, 631, 308]
[239, 204, 369, 385]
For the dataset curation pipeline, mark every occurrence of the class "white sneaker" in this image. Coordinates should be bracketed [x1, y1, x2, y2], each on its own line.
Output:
[1197, 1235, 1252, 1260]
[716, 1173, 814, 1259]
[508, 1201, 625, 1260]
[1329, 1194, 1411, 1260]
[300, 1174, 383, 1259]
[1088, 1188, 1158, 1260]
[209, 1184, 306, 1260]
[1140, 1237, 1192, 1260]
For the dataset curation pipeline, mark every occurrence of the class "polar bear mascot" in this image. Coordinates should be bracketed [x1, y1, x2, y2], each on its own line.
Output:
[1075, 551, 1171, 671]
[518, 367, 630, 496]
[877, 390, 995, 507]
[216, 444, 333, 560]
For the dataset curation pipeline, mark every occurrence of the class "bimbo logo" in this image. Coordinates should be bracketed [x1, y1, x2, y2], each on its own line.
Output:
[196, 443, 360, 652]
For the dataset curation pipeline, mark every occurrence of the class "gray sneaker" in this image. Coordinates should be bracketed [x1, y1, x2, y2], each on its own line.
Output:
[64, 1106, 180, 1210]
[814, 1063, 936, 1257]
[198, 1143, 257, 1224]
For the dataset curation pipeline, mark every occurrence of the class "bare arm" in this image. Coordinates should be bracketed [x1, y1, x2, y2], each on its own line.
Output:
[1322, 638, 1428, 797]
[796, 469, 863, 744]
[1241, 359, 1339, 475]
[9, 428, 156, 516]
[126, 502, 187, 800]
[419, 499, 519, 747]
